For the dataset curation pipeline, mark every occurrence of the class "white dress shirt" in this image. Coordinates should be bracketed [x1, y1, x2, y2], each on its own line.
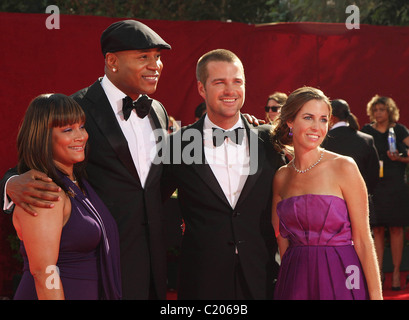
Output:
[3, 179, 14, 211]
[203, 115, 249, 208]
[101, 75, 156, 188]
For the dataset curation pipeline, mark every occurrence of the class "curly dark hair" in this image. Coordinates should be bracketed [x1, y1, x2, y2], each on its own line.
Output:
[366, 95, 399, 124]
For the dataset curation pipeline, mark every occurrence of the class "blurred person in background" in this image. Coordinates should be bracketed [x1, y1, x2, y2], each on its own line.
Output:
[361, 95, 409, 290]
[264, 92, 287, 124]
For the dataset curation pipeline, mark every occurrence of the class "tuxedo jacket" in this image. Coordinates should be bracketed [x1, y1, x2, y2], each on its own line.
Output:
[162, 115, 284, 299]
[69, 79, 170, 299]
[321, 126, 380, 195]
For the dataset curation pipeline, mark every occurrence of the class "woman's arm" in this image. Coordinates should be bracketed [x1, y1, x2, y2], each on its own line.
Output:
[272, 169, 289, 259]
[338, 157, 383, 300]
[13, 190, 68, 299]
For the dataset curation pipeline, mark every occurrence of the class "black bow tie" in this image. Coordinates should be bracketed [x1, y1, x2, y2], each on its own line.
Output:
[122, 95, 152, 120]
[212, 127, 244, 147]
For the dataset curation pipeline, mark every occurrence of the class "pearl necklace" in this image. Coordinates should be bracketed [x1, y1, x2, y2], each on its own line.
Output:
[291, 150, 325, 174]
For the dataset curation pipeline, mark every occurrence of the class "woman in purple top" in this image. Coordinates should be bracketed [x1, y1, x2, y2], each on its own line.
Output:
[271, 87, 382, 300]
[12, 94, 121, 300]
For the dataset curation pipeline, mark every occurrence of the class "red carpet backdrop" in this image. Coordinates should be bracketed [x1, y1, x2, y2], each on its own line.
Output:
[1, 12, 409, 298]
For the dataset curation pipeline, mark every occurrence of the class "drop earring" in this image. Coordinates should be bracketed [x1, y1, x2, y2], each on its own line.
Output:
[288, 127, 293, 136]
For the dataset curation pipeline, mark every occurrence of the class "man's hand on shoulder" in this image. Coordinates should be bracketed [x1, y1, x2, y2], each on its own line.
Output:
[242, 113, 266, 126]
[7, 170, 61, 216]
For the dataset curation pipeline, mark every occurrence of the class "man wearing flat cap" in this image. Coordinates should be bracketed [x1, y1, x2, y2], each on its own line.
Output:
[2, 20, 171, 300]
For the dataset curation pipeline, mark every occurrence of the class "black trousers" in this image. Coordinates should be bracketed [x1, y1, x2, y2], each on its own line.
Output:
[234, 255, 252, 300]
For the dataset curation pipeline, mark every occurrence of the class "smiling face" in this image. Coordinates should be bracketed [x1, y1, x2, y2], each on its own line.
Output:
[198, 60, 245, 129]
[288, 99, 330, 151]
[107, 48, 163, 99]
[52, 122, 88, 175]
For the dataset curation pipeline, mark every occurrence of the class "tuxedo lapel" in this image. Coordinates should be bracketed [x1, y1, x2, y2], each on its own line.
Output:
[193, 162, 231, 208]
[145, 100, 168, 187]
[235, 116, 265, 207]
[84, 80, 141, 184]
[187, 117, 232, 207]
[150, 101, 167, 130]
[186, 115, 266, 209]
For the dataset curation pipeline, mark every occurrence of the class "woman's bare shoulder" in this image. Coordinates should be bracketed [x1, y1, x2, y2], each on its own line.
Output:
[325, 150, 357, 169]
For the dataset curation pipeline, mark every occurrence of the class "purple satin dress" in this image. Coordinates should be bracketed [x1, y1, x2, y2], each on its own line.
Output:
[274, 194, 369, 300]
[14, 175, 122, 300]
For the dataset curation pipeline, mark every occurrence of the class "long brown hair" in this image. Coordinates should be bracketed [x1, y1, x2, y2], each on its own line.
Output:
[17, 93, 88, 192]
[271, 86, 331, 152]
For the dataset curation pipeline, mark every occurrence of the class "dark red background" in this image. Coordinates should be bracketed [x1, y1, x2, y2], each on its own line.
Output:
[1, 12, 409, 297]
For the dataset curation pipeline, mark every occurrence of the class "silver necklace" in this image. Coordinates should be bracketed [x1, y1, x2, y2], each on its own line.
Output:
[292, 150, 324, 174]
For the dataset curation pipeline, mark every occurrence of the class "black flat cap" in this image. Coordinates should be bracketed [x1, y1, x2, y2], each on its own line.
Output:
[101, 19, 171, 56]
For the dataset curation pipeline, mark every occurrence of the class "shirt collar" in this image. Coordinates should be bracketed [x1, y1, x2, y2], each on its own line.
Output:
[330, 121, 348, 130]
[203, 114, 244, 131]
[100, 75, 142, 116]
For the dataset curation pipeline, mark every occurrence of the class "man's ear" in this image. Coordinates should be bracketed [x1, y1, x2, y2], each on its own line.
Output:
[105, 52, 119, 72]
[197, 81, 206, 100]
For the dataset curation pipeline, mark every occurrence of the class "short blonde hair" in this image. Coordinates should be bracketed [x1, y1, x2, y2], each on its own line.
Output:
[196, 49, 244, 85]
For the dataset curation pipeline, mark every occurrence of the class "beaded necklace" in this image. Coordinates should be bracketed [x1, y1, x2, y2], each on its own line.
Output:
[291, 150, 325, 174]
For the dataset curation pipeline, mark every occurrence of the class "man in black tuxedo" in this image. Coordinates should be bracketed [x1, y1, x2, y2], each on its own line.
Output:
[2, 20, 171, 299]
[162, 49, 284, 299]
[322, 99, 380, 196]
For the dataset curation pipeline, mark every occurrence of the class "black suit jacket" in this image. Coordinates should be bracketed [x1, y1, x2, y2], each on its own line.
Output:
[162, 115, 284, 299]
[322, 125, 380, 195]
[71, 79, 169, 299]
[1, 79, 169, 299]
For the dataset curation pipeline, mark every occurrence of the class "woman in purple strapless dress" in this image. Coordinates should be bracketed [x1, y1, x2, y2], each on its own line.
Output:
[271, 87, 382, 300]
[12, 94, 121, 300]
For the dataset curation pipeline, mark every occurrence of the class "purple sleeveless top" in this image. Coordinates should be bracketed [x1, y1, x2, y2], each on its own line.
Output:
[14, 174, 121, 300]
